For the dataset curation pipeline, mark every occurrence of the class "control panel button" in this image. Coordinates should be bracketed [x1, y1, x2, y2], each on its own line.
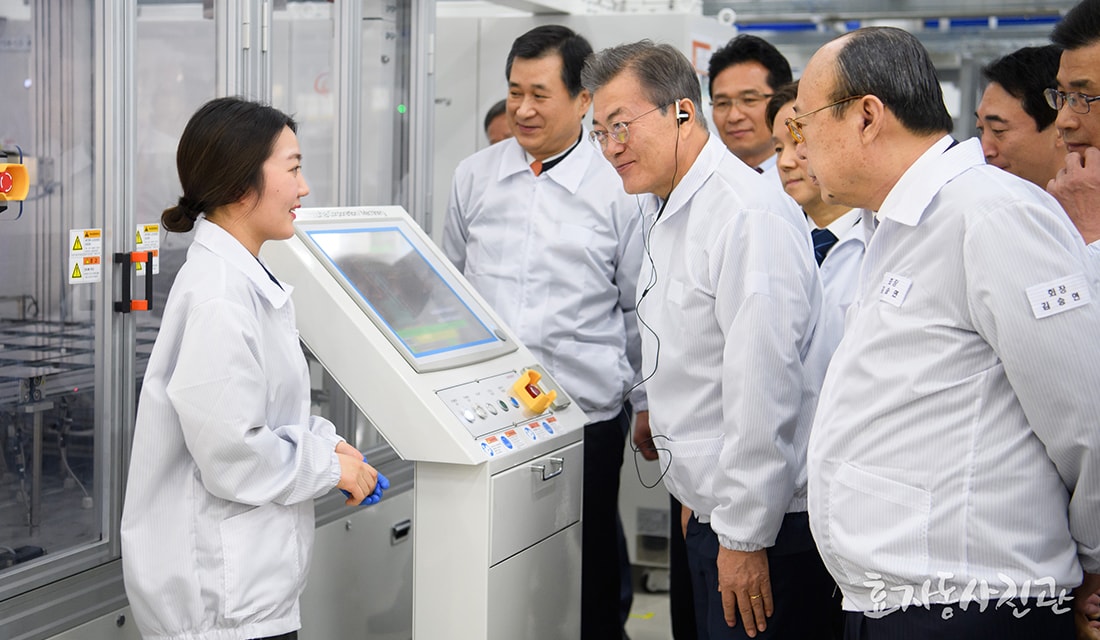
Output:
[475, 405, 488, 419]
[511, 369, 557, 413]
[462, 409, 476, 423]
[487, 403, 499, 415]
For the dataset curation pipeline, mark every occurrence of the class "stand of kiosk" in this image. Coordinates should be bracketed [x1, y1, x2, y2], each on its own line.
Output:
[262, 206, 586, 639]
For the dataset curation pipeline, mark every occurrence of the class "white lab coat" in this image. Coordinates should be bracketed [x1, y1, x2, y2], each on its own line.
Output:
[121, 219, 343, 640]
[443, 134, 647, 421]
[640, 134, 824, 551]
[809, 137, 1100, 612]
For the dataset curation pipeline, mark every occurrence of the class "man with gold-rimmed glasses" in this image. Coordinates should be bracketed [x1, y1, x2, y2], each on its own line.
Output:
[798, 25, 1100, 640]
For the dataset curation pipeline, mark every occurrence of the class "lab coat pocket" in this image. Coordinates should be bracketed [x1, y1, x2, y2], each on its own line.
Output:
[827, 463, 930, 587]
[661, 435, 724, 512]
[220, 503, 300, 620]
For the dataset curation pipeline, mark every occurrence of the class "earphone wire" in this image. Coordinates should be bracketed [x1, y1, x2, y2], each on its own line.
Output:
[626, 101, 684, 489]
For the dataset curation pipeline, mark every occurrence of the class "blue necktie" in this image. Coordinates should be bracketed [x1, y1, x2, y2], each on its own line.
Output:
[811, 228, 838, 266]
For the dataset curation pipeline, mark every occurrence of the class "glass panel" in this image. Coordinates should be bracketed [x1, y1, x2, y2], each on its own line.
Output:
[272, 0, 413, 455]
[271, 0, 337, 207]
[361, 0, 408, 205]
[135, 0, 217, 323]
[357, 0, 411, 449]
[0, 0, 102, 598]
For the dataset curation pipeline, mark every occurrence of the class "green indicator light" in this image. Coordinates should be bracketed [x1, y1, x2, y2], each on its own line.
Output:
[397, 104, 407, 114]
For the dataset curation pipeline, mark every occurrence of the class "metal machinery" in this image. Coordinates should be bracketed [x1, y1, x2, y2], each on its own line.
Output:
[0, 2, 434, 639]
[263, 206, 587, 639]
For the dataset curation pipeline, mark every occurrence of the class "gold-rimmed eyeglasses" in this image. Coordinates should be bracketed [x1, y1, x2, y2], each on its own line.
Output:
[589, 104, 670, 149]
[785, 95, 866, 144]
[1044, 87, 1100, 115]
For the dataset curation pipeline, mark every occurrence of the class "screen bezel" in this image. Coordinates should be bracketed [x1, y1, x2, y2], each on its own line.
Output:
[296, 216, 516, 373]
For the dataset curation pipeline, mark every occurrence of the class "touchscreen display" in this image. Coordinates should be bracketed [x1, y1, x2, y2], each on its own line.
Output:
[307, 226, 498, 357]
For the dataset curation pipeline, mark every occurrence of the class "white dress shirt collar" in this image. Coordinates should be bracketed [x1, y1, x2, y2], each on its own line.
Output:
[659, 134, 727, 223]
[807, 207, 859, 235]
[499, 131, 590, 195]
[756, 152, 778, 174]
[877, 135, 982, 227]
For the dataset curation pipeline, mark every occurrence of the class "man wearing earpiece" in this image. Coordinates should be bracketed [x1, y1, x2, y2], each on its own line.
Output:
[583, 41, 838, 639]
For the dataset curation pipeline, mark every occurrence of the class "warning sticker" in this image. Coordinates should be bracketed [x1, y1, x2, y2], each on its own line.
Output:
[480, 435, 508, 458]
[500, 429, 525, 451]
[136, 224, 160, 275]
[69, 228, 103, 284]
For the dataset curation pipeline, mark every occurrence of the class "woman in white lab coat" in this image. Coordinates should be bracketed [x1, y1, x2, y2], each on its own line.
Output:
[120, 97, 380, 640]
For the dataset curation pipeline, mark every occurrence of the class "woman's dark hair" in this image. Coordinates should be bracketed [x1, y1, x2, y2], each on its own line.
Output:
[162, 97, 297, 233]
[765, 80, 800, 130]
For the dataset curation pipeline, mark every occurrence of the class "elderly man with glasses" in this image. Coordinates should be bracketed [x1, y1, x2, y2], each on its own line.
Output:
[584, 40, 838, 640]
[796, 25, 1100, 640]
[1048, 0, 1100, 278]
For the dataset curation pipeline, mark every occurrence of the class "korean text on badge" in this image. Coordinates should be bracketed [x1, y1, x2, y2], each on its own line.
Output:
[1025, 273, 1091, 319]
[879, 272, 913, 308]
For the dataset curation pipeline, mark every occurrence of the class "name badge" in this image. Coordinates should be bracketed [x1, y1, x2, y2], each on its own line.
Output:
[1026, 273, 1091, 319]
[878, 272, 912, 308]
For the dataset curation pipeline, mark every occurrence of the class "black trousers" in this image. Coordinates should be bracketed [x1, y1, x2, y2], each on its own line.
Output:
[670, 493, 699, 640]
[580, 409, 631, 640]
[253, 633, 297, 640]
[684, 511, 841, 640]
[843, 600, 1075, 639]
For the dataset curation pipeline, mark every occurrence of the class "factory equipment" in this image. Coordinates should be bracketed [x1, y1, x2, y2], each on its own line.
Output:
[263, 205, 587, 639]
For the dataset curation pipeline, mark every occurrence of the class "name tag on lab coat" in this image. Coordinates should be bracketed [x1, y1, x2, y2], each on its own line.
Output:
[1026, 273, 1091, 319]
[878, 272, 912, 307]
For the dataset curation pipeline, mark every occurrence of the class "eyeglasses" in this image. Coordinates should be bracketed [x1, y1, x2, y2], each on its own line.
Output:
[589, 104, 669, 149]
[1044, 88, 1100, 115]
[711, 93, 773, 113]
[785, 95, 866, 144]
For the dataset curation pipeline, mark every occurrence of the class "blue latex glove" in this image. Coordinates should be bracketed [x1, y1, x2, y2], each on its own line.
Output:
[341, 455, 390, 506]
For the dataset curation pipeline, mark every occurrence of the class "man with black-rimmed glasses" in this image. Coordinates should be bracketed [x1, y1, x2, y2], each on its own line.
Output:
[707, 35, 792, 177]
[1048, 0, 1100, 278]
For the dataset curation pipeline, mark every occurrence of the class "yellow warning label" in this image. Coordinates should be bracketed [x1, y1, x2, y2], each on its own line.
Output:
[72, 236, 83, 251]
[72, 264, 82, 279]
[84, 229, 101, 239]
[135, 231, 143, 244]
[143, 224, 159, 233]
[136, 262, 144, 272]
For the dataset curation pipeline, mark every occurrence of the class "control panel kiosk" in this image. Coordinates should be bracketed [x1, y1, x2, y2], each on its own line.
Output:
[262, 206, 586, 639]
